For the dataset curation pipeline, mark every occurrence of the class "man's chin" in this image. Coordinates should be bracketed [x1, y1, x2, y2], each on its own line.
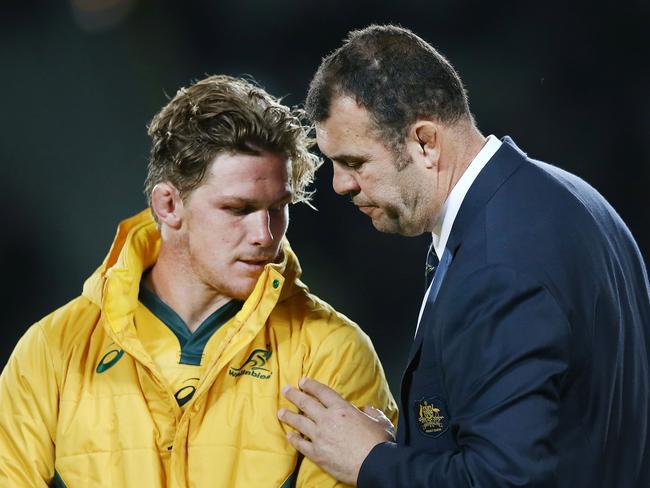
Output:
[370, 216, 401, 235]
[371, 216, 421, 237]
[226, 276, 262, 301]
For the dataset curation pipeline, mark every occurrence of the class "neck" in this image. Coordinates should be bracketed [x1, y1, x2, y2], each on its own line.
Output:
[145, 245, 231, 333]
[427, 121, 487, 231]
[445, 122, 487, 191]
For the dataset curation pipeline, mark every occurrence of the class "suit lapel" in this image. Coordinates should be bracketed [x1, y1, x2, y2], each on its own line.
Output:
[402, 137, 527, 373]
[407, 248, 453, 364]
[445, 137, 527, 251]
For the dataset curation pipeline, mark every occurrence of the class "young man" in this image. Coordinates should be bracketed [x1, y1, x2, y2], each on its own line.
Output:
[0, 75, 396, 487]
[279, 25, 650, 487]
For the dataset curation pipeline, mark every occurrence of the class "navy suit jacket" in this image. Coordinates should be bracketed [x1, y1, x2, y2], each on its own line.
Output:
[358, 138, 650, 487]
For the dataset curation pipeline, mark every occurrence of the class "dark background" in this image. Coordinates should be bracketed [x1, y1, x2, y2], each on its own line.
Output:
[2, 0, 648, 393]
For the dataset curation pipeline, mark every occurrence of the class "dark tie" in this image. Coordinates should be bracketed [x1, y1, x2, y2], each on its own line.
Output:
[424, 243, 439, 290]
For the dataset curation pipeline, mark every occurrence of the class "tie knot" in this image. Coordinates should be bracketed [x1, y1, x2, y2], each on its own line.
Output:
[425, 245, 439, 289]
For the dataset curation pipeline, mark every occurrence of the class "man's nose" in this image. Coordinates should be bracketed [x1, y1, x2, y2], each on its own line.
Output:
[250, 210, 274, 247]
[332, 163, 360, 196]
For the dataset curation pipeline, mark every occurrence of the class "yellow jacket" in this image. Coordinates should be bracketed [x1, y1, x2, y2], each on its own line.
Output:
[0, 210, 397, 487]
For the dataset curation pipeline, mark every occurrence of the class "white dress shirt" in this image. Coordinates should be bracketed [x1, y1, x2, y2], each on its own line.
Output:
[415, 135, 503, 334]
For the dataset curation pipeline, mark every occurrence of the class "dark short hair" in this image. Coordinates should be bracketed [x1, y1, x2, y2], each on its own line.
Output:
[306, 25, 471, 151]
[145, 75, 320, 210]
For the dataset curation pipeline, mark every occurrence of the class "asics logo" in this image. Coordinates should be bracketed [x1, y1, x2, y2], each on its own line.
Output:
[96, 346, 124, 373]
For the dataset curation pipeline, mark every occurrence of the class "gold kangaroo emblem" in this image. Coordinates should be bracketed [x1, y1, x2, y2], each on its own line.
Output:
[236, 349, 272, 372]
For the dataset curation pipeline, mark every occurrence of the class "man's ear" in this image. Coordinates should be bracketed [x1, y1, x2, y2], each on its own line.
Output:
[408, 120, 441, 169]
[150, 182, 184, 229]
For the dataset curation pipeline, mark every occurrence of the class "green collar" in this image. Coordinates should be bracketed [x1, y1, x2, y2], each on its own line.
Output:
[138, 284, 242, 366]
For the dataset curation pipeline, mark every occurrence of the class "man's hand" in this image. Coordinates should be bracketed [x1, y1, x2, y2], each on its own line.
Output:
[278, 377, 395, 486]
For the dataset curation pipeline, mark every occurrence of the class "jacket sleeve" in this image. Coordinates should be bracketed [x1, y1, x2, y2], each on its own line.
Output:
[296, 314, 398, 488]
[358, 265, 571, 487]
[0, 323, 59, 486]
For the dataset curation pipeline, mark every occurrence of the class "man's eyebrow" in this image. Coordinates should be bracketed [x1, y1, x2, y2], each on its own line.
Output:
[327, 153, 367, 163]
[219, 191, 293, 206]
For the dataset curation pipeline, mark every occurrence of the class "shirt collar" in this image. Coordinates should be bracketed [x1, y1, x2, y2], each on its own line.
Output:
[431, 134, 502, 258]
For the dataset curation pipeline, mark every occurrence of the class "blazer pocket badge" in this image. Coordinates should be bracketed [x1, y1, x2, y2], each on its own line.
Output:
[414, 396, 449, 437]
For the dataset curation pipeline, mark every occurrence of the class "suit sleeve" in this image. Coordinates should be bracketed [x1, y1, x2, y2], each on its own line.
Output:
[0, 324, 58, 487]
[358, 265, 570, 487]
[296, 316, 398, 488]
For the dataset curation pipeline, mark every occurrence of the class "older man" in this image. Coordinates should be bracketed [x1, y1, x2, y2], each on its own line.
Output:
[278, 25, 650, 487]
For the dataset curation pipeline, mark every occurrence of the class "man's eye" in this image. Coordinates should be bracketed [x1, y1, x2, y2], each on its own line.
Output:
[334, 159, 360, 169]
[227, 207, 250, 215]
[346, 160, 363, 169]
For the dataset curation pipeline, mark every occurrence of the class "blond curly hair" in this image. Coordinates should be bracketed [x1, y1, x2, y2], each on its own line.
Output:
[145, 75, 321, 209]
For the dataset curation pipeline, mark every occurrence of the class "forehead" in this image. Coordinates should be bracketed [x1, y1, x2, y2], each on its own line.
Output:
[315, 96, 378, 157]
[198, 151, 292, 198]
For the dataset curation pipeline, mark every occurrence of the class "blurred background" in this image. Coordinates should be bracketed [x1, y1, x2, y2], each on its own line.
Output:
[1, 0, 648, 393]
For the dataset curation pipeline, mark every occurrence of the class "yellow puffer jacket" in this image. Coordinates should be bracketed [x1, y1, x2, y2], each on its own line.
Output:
[0, 210, 397, 487]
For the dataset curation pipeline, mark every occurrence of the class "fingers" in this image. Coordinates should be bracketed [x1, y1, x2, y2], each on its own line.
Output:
[362, 405, 396, 440]
[362, 405, 384, 420]
[298, 377, 345, 408]
[362, 405, 392, 423]
[278, 408, 316, 439]
[285, 431, 315, 459]
[281, 384, 327, 418]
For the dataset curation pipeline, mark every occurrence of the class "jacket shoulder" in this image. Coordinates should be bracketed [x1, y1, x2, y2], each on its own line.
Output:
[281, 288, 372, 345]
[38, 295, 101, 341]
[32, 296, 103, 376]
